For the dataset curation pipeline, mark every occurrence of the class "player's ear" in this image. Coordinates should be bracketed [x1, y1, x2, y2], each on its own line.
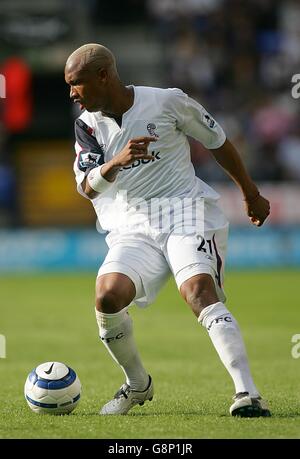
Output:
[97, 67, 108, 83]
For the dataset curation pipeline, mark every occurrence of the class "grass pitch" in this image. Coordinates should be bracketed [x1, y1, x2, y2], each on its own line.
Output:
[0, 270, 299, 439]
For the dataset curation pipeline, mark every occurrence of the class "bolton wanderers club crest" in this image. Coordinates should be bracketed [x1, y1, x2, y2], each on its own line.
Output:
[147, 123, 159, 138]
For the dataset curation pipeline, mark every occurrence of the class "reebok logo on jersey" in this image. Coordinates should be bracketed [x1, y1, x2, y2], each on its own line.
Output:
[120, 151, 161, 171]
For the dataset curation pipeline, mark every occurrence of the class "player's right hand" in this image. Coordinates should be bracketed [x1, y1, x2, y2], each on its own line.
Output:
[112, 137, 157, 167]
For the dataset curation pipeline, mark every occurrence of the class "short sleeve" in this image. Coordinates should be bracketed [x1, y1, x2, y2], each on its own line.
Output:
[169, 88, 226, 149]
[73, 117, 105, 198]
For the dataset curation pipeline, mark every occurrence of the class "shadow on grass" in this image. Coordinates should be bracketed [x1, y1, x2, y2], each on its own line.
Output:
[77, 409, 227, 417]
[75, 409, 300, 419]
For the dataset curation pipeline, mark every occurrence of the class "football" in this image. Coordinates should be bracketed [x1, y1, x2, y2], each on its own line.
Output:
[24, 361, 81, 415]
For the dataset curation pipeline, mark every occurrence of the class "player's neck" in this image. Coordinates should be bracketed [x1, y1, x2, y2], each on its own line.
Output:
[102, 84, 134, 118]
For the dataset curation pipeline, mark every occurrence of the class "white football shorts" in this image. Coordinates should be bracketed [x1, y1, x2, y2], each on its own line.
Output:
[97, 199, 229, 307]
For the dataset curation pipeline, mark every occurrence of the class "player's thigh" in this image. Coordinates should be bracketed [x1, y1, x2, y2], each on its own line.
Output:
[97, 240, 170, 308]
[165, 223, 229, 303]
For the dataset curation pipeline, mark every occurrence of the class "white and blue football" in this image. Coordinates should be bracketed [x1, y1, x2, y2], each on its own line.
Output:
[24, 362, 81, 414]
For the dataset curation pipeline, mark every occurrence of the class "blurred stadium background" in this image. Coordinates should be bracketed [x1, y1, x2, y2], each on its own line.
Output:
[0, 0, 299, 273]
[1, 0, 300, 440]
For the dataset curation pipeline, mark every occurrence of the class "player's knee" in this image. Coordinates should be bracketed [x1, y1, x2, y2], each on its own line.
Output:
[95, 289, 126, 313]
[180, 274, 218, 316]
[96, 273, 136, 313]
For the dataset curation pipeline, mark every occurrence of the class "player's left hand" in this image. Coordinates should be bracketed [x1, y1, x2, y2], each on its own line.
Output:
[244, 194, 270, 227]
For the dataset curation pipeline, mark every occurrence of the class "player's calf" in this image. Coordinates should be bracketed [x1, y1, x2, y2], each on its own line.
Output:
[95, 273, 149, 394]
[180, 273, 219, 317]
[181, 276, 265, 410]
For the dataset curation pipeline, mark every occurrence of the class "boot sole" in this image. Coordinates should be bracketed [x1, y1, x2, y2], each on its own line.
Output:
[139, 396, 153, 406]
[231, 405, 271, 418]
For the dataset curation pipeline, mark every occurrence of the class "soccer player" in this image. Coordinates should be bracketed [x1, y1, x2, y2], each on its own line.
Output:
[65, 43, 271, 417]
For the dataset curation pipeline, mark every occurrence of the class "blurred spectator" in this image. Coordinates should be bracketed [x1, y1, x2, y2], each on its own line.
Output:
[251, 95, 294, 145]
[147, 0, 300, 183]
[0, 125, 17, 226]
[0, 57, 32, 134]
[0, 0, 299, 230]
[168, 28, 216, 93]
[277, 121, 300, 180]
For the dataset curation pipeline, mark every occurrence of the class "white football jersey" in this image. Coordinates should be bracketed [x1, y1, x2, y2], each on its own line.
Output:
[73, 86, 226, 233]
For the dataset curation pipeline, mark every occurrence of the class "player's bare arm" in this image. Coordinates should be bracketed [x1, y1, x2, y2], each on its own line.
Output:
[83, 136, 157, 197]
[210, 138, 270, 227]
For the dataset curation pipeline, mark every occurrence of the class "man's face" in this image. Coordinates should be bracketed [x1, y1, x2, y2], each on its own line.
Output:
[65, 64, 108, 113]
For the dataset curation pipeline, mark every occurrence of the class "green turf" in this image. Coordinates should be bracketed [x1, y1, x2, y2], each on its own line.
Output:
[0, 270, 299, 439]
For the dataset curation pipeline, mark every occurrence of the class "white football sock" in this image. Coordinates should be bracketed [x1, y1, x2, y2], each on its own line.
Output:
[95, 308, 149, 391]
[198, 302, 259, 397]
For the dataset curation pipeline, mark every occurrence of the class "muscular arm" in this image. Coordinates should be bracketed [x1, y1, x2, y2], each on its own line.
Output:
[210, 139, 270, 226]
[210, 139, 258, 199]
